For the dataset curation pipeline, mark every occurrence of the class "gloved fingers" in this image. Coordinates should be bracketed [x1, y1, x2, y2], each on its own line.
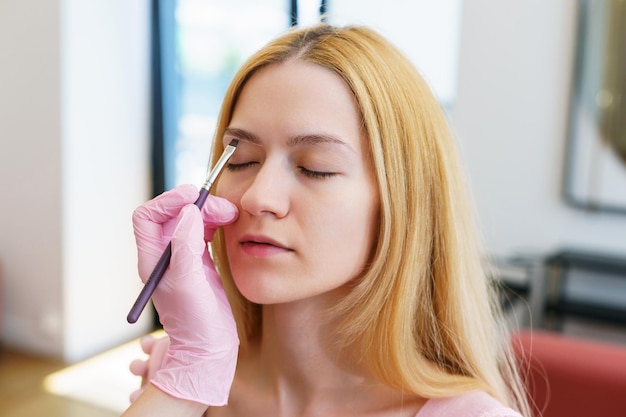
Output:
[129, 359, 147, 377]
[170, 204, 207, 265]
[134, 184, 199, 224]
[139, 334, 157, 354]
[170, 206, 223, 302]
[155, 204, 209, 297]
[129, 334, 171, 404]
[133, 185, 199, 245]
[133, 185, 200, 278]
[146, 335, 170, 378]
[201, 195, 238, 242]
[128, 359, 149, 404]
[129, 387, 144, 403]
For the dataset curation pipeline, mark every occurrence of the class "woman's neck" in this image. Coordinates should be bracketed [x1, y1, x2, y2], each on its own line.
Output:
[260, 298, 356, 392]
[231, 296, 424, 416]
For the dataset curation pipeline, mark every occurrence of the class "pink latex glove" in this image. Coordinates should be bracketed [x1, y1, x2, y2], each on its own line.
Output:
[129, 334, 170, 403]
[132, 184, 239, 406]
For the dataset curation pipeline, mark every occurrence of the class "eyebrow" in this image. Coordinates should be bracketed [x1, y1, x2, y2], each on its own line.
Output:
[223, 127, 261, 145]
[223, 127, 355, 153]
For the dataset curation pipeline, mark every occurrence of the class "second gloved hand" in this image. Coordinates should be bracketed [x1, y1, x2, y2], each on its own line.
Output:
[129, 333, 170, 403]
[132, 184, 239, 407]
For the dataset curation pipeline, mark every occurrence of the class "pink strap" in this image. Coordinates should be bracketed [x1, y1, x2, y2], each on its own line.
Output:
[416, 391, 522, 417]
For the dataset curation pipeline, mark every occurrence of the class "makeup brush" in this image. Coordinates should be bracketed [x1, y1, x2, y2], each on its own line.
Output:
[127, 139, 238, 323]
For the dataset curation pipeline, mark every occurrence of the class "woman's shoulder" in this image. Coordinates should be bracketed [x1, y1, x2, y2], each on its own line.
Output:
[416, 391, 523, 417]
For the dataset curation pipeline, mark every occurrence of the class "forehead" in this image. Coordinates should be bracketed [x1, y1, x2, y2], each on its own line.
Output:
[230, 61, 362, 142]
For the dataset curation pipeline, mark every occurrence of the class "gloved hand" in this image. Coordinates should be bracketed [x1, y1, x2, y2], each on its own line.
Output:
[132, 184, 239, 406]
[129, 333, 170, 403]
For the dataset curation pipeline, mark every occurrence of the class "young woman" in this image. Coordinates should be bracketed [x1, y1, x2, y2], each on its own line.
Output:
[123, 24, 529, 417]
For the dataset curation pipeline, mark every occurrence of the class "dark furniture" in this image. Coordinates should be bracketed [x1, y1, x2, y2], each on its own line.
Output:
[543, 248, 626, 329]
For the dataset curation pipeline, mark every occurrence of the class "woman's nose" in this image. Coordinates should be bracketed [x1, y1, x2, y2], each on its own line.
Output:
[239, 161, 290, 218]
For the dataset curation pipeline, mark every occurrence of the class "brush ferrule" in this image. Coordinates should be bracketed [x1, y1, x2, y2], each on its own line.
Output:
[201, 140, 238, 190]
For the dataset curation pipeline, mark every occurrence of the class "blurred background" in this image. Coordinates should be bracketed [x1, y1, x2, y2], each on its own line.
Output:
[1, 0, 625, 416]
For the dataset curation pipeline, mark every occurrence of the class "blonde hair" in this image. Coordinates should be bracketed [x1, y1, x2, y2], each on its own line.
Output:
[210, 24, 529, 415]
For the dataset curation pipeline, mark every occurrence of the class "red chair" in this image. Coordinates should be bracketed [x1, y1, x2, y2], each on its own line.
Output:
[512, 329, 626, 417]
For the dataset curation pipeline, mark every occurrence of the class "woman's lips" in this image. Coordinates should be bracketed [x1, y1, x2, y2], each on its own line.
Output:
[239, 235, 293, 257]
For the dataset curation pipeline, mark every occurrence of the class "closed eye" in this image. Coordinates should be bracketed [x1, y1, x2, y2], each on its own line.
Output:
[299, 167, 338, 179]
[226, 161, 258, 171]
[227, 161, 337, 179]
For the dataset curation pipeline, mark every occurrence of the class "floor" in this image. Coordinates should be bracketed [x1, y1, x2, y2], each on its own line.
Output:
[0, 348, 118, 417]
[0, 330, 165, 417]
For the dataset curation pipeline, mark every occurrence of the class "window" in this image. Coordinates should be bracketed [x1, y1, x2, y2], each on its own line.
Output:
[154, 0, 460, 190]
[154, 0, 295, 191]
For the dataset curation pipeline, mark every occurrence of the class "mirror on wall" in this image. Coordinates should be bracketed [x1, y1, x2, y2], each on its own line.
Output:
[564, 0, 626, 214]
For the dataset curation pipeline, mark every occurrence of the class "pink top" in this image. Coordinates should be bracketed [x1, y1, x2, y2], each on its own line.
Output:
[416, 391, 523, 417]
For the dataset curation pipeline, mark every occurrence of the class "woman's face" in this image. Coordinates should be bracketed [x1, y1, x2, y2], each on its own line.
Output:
[215, 60, 379, 305]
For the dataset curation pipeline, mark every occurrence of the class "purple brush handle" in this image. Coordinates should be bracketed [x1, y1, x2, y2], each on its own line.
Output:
[126, 188, 210, 323]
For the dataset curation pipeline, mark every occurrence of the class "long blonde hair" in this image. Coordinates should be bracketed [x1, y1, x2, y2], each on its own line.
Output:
[210, 23, 529, 415]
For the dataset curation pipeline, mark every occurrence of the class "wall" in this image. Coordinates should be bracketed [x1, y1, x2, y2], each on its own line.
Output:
[0, 0, 154, 362]
[453, 0, 626, 259]
[0, 0, 65, 357]
[327, 0, 461, 106]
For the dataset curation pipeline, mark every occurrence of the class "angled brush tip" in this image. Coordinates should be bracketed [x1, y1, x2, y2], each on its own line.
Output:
[228, 139, 239, 147]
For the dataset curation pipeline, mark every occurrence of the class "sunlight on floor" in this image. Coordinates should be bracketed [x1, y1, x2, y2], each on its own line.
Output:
[43, 330, 165, 413]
